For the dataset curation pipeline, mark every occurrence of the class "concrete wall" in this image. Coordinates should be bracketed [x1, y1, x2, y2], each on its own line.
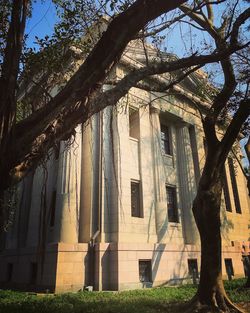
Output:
[0, 244, 58, 292]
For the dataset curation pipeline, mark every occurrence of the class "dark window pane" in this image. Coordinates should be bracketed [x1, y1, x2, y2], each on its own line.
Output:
[188, 126, 200, 184]
[160, 125, 171, 155]
[139, 260, 152, 282]
[50, 190, 57, 227]
[30, 262, 38, 285]
[188, 259, 199, 279]
[7, 263, 13, 282]
[129, 108, 139, 139]
[131, 181, 142, 217]
[222, 167, 232, 212]
[166, 186, 178, 222]
[228, 158, 241, 214]
[225, 258, 234, 279]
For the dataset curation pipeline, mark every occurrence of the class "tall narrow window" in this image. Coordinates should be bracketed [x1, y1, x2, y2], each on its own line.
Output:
[222, 167, 232, 212]
[188, 259, 199, 280]
[161, 125, 172, 155]
[139, 260, 152, 283]
[189, 126, 200, 184]
[30, 262, 38, 284]
[129, 107, 139, 139]
[166, 186, 178, 222]
[225, 258, 234, 279]
[228, 158, 241, 214]
[7, 263, 13, 282]
[50, 190, 57, 227]
[131, 181, 143, 217]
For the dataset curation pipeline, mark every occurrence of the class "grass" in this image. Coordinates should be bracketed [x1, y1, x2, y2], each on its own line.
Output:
[0, 279, 249, 313]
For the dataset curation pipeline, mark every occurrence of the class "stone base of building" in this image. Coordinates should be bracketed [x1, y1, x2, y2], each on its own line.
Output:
[0, 242, 247, 293]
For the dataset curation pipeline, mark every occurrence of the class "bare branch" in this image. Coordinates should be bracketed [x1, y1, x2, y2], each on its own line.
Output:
[133, 65, 202, 93]
[225, 0, 239, 38]
[30, 79, 53, 101]
[136, 13, 187, 38]
[205, 0, 214, 24]
[220, 98, 250, 162]
[230, 7, 250, 46]
[179, 3, 219, 40]
[89, 44, 246, 115]
[178, 20, 206, 31]
[231, 148, 249, 180]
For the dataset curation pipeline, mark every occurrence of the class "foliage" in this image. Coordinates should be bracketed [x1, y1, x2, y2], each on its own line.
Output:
[0, 0, 11, 66]
[0, 279, 249, 313]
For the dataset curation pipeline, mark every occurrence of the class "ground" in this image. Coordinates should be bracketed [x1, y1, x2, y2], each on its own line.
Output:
[0, 279, 249, 313]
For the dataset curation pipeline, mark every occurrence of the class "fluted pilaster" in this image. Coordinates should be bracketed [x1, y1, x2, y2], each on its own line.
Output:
[150, 107, 168, 242]
[176, 125, 198, 244]
[55, 127, 81, 243]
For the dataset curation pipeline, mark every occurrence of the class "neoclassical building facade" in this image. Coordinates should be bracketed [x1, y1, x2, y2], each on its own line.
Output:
[0, 42, 249, 292]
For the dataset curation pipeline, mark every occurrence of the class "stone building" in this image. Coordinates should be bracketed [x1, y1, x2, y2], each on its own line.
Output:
[0, 42, 249, 292]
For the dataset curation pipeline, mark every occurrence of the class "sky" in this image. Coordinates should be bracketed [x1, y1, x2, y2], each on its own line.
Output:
[24, 1, 222, 81]
[25, 1, 211, 55]
[25, 0, 58, 49]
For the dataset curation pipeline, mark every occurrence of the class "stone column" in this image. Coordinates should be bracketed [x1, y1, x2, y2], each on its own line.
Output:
[18, 172, 34, 247]
[78, 123, 93, 243]
[78, 115, 100, 243]
[150, 107, 168, 242]
[176, 124, 198, 244]
[54, 127, 81, 243]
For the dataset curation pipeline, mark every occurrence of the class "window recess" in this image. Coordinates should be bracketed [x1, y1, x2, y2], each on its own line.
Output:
[131, 180, 143, 218]
[166, 186, 179, 223]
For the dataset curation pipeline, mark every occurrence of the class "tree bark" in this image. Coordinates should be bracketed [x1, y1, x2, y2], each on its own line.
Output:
[188, 151, 245, 313]
[244, 137, 250, 196]
[0, 0, 28, 208]
[193, 180, 228, 310]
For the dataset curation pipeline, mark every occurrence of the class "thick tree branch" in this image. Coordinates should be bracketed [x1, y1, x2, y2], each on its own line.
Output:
[14, 1, 249, 163]
[225, 0, 239, 39]
[105, 64, 202, 93]
[1, 0, 187, 189]
[205, 0, 214, 24]
[7, 41, 246, 188]
[230, 7, 250, 46]
[0, 0, 28, 190]
[15, 0, 185, 136]
[2, 0, 250, 193]
[180, 4, 250, 148]
[231, 148, 249, 181]
[245, 136, 250, 167]
[220, 98, 250, 163]
[136, 13, 187, 39]
[179, 3, 219, 40]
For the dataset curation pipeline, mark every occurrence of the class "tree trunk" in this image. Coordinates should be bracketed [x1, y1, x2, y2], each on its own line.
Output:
[187, 169, 245, 312]
[243, 255, 250, 288]
[244, 137, 250, 196]
[245, 274, 250, 288]
[0, 189, 5, 233]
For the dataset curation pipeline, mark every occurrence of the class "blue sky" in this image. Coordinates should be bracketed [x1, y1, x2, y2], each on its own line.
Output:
[25, 0, 57, 49]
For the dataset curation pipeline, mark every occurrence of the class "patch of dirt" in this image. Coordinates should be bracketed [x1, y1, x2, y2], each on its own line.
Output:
[161, 301, 250, 313]
[237, 302, 250, 313]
